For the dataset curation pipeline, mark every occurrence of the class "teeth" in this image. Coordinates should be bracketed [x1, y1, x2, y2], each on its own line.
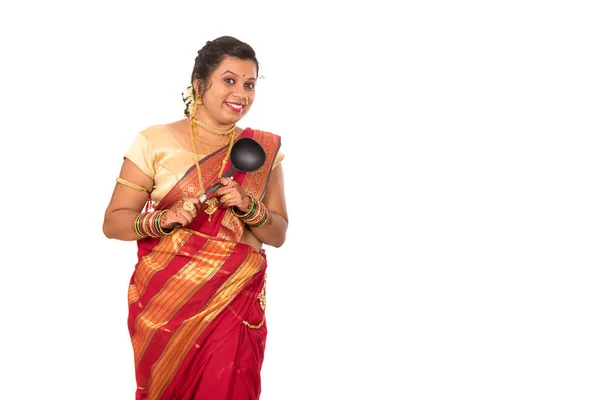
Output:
[228, 103, 242, 109]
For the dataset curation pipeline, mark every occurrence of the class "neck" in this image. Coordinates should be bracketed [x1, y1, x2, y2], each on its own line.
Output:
[192, 111, 235, 131]
[192, 118, 235, 136]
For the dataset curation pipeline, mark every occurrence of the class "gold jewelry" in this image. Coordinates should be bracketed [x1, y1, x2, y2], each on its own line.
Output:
[189, 99, 206, 198]
[259, 277, 266, 311]
[244, 92, 249, 105]
[196, 94, 203, 105]
[222, 194, 231, 200]
[156, 210, 174, 235]
[243, 277, 266, 329]
[219, 130, 236, 173]
[242, 317, 265, 329]
[193, 118, 236, 136]
[204, 197, 219, 221]
[231, 195, 256, 218]
[188, 98, 237, 222]
[191, 130, 227, 157]
[116, 177, 148, 193]
[182, 201, 196, 213]
[133, 214, 147, 238]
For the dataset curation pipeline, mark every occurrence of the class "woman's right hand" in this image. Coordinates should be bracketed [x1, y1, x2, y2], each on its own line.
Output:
[161, 196, 200, 229]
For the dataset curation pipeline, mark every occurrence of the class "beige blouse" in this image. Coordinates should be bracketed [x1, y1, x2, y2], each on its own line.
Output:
[124, 124, 284, 205]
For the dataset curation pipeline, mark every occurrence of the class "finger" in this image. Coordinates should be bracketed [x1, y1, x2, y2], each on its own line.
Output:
[220, 199, 236, 209]
[168, 215, 188, 228]
[179, 211, 195, 225]
[182, 196, 201, 206]
[219, 193, 235, 205]
[215, 186, 235, 198]
[183, 204, 198, 217]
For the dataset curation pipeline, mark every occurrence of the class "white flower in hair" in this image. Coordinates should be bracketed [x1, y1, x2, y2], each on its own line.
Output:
[181, 85, 194, 115]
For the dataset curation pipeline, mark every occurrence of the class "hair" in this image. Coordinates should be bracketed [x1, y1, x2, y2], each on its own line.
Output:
[191, 36, 259, 95]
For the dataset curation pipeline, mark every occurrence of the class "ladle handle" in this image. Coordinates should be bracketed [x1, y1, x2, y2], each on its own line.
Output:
[222, 165, 236, 178]
[198, 166, 237, 204]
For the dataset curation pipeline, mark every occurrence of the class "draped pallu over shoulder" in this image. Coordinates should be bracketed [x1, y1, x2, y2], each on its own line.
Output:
[127, 128, 281, 399]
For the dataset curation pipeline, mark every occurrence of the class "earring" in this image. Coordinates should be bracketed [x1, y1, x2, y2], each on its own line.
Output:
[196, 95, 203, 105]
[244, 93, 249, 105]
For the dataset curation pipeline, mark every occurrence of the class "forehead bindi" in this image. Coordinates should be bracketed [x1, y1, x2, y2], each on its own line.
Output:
[217, 57, 257, 80]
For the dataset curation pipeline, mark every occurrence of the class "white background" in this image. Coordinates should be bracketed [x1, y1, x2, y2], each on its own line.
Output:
[1, 1, 599, 399]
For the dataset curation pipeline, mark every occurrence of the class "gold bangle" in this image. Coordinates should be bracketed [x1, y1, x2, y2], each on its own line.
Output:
[156, 210, 174, 236]
[133, 214, 147, 238]
[116, 177, 148, 193]
[231, 195, 256, 218]
[249, 209, 269, 228]
[244, 199, 265, 226]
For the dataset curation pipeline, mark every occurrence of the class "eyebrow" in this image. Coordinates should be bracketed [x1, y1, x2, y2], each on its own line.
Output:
[220, 70, 257, 80]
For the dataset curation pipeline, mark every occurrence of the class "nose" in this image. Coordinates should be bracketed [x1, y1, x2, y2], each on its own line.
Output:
[232, 87, 249, 105]
[231, 87, 245, 100]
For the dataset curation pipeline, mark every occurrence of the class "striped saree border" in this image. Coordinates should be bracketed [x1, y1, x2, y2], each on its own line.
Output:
[150, 252, 264, 398]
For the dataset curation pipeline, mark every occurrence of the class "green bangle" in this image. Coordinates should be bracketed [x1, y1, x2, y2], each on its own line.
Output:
[134, 214, 147, 238]
[155, 210, 174, 236]
[249, 210, 269, 228]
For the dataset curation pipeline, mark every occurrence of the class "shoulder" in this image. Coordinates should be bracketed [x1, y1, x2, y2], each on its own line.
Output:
[245, 128, 285, 169]
[137, 124, 171, 141]
[246, 128, 281, 145]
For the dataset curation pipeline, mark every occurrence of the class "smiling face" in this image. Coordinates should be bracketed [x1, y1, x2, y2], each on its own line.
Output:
[193, 56, 258, 128]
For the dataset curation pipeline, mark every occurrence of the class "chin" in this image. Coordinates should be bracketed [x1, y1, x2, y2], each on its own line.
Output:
[223, 115, 243, 125]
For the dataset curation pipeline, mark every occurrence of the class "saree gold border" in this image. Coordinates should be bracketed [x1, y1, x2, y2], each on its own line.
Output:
[157, 147, 227, 209]
[242, 131, 279, 201]
[216, 208, 245, 242]
[128, 230, 193, 306]
[131, 239, 233, 365]
[150, 253, 265, 399]
[214, 131, 280, 243]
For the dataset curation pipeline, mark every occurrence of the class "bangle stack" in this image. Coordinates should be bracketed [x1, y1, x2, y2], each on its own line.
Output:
[132, 210, 174, 238]
[231, 195, 270, 228]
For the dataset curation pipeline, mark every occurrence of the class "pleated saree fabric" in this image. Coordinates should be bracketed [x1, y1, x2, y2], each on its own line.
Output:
[127, 129, 281, 399]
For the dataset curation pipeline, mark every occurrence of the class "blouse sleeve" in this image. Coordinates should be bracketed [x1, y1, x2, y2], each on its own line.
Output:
[124, 131, 155, 178]
[272, 150, 285, 170]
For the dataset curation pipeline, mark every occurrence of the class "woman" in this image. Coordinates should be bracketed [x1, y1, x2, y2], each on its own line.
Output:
[103, 36, 288, 400]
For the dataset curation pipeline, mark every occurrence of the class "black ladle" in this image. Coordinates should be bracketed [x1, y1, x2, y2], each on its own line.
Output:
[199, 137, 266, 204]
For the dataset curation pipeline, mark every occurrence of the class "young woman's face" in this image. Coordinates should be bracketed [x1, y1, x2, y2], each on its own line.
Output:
[196, 56, 258, 127]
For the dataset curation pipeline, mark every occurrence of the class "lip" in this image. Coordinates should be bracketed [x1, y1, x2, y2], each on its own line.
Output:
[225, 102, 244, 113]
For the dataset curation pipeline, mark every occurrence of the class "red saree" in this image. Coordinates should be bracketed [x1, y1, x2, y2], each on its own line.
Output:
[127, 129, 281, 400]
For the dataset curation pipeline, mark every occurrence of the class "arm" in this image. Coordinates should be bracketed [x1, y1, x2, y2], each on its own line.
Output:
[248, 164, 288, 247]
[103, 159, 200, 241]
[103, 159, 154, 241]
[215, 164, 289, 248]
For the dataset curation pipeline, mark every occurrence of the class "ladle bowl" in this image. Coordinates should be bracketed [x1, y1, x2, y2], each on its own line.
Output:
[226, 137, 266, 175]
[200, 138, 266, 203]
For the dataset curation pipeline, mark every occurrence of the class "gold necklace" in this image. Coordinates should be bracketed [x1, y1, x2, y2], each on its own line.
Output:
[193, 118, 236, 136]
[192, 132, 228, 152]
[189, 120, 236, 221]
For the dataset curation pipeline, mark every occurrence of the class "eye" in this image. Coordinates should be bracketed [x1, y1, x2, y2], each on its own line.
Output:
[244, 82, 255, 90]
[224, 77, 235, 84]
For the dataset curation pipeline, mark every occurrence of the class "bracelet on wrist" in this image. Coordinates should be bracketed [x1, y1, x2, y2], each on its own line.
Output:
[133, 214, 147, 238]
[232, 195, 256, 218]
[156, 210, 174, 236]
[133, 210, 174, 238]
[248, 209, 269, 228]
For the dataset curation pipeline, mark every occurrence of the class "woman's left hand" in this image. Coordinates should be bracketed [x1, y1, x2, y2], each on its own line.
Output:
[212, 177, 252, 212]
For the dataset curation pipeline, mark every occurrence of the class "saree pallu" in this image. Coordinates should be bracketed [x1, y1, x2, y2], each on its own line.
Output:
[127, 129, 280, 400]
